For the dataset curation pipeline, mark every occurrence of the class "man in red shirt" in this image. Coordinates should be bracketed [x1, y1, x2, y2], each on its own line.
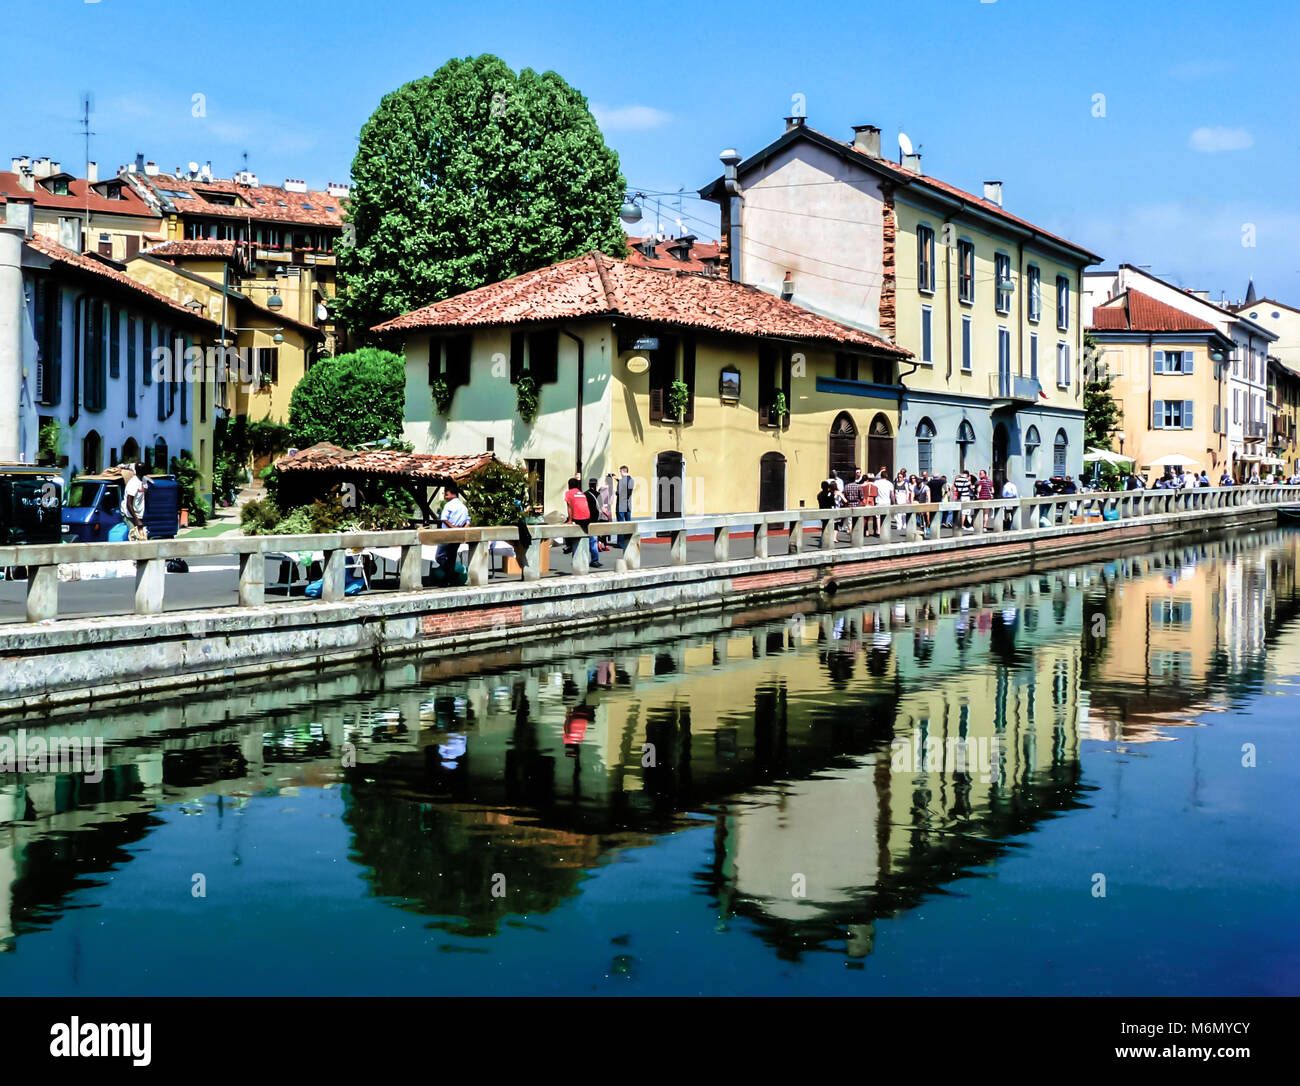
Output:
[563, 477, 601, 568]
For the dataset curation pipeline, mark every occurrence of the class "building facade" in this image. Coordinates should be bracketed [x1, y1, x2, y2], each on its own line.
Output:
[376, 251, 909, 517]
[698, 120, 1099, 493]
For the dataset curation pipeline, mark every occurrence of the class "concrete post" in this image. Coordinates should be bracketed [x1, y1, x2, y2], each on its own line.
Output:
[465, 540, 490, 587]
[321, 549, 346, 602]
[755, 521, 769, 558]
[791, 518, 807, 552]
[571, 533, 590, 574]
[669, 529, 688, 565]
[879, 508, 894, 541]
[850, 512, 865, 548]
[713, 525, 730, 561]
[238, 551, 264, 606]
[0, 222, 26, 463]
[134, 558, 165, 614]
[399, 544, 423, 589]
[623, 532, 642, 569]
[25, 563, 57, 622]
[521, 540, 543, 581]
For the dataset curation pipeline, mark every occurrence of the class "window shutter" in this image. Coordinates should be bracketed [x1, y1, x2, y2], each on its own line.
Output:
[428, 339, 441, 386]
[1184, 350, 1193, 374]
[683, 339, 696, 424]
[1184, 400, 1193, 429]
[1153, 399, 1163, 428]
[1153, 350, 1164, 373]
[509, 330, 525, 384]
[781, 349, 792, 429]
[649, 386, 664, 422]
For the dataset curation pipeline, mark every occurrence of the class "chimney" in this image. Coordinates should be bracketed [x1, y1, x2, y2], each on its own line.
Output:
[1190, 289, 1210, 301]
[783, 115, 806, 132]
[17, 167, 33, 192]
[902, 152, 923, 174]
[719, 148, 743, 282]
[4, 197, 34, 237]
[983, 180, 1002, 206]
[327, 181, 350, 198]
[851, 125, 882, 158]
[284, 178, 308, 193]
[86, 161, 98, 184]
[144, 161, 159, 176]
[32, 157, 52, 179]
[9, 157, 25, 173]
[135, 152, 145, 174]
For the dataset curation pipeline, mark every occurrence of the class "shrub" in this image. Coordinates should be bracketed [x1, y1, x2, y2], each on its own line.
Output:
[515, 371, 539, 424]
[358, 504, 412, 530]
[459, 461, 530, 526]
[272, 506, 315, 535]
[241, 498, 281, 535]
[171, 451, 207, 525]
[288, 348, 405, 449]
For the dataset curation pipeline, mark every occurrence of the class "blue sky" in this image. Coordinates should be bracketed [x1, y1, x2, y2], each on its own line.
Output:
[7, 0, 1297, 304]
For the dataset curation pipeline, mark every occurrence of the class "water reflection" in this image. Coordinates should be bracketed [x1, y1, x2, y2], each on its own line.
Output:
[2, 528, 1298, 980]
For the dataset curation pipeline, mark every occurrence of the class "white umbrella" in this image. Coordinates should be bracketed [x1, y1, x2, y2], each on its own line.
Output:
[1146, 454, 1198, 468]
[1083, 447, 1133, 464]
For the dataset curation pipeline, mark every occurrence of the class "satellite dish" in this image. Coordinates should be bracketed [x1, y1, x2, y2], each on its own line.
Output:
[188, 161, 199, 175]
[898, 132, 914, 157]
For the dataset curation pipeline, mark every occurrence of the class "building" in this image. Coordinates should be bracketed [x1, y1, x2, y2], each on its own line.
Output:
[1086, 288, 1236, 478]
[0, 203, 220, 495]
[122, 159, 346, 355]
[697, 119, 1101, 492]
[374, 250, 909, 516]
[624, 235, 721, 276]
[1085, 265, 1279, 481]
[125, 240, 325, 426]
[1, 156, 163, 260]
[1232, 295, 1300, 474]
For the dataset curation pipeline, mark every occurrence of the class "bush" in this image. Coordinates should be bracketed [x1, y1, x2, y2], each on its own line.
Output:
[358, 504, 412, 530]
[273, 506, 315, 535]
[241, 498, 281, 535]
[459, 461, 530, 526]
[288, 348, 405, 449]
[171, 451, 207, 526]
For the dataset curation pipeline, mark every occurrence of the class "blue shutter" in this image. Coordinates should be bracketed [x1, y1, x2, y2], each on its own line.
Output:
[1184, 350, 1193, 374]
[1153, 399, 1163, 428]
[1153, 350, 1165, 373]
[1184, 400, 1193, 429]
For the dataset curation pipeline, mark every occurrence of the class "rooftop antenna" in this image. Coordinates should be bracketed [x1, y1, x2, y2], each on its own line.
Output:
[79, 93, 96, 239]
[898, 131, 913, 163]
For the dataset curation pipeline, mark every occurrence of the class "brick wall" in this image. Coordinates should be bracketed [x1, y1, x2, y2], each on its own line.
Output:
[879, 184, 897, 340]
[422, 603, 523, 637]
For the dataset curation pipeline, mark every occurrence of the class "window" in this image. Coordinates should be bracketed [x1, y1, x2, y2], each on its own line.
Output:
[524, 458, 546, 511]
[528, 330, 559, 385]
[921, 305, 933, 363]
[757, 344, 791, 428]
[1053, 429, 1068, 476]
[1056, 342, 1071, 388]
[916, 225, 935, 293]
[1025, 425, 1041, 475]
[83, 299, 107, 413]
[258, 347, 279, 384]
[649, 335, 679, 422]
[126, 316, 137, 418]
[994, 253, 1011, 314]
[109, 306, 120, 379]
[958, 240, 975, 304]
[835, 352, 859, 381]
[1234, 388, 1240, 423]
[957, 419, 976, 471]
[33, 278, 61, 405]
[509, 330, 525, 383]
[961, 315, 972, 371]
[916, 418, 936, 474]
[1056, 275, 1070, 330]
[1152, 399, 1194, 429]
[1153, 349, 1192, 374]
[997, 327, 1011, 392]
[1030, 332, 1038, 379]
[1027, 265, 1041, 322]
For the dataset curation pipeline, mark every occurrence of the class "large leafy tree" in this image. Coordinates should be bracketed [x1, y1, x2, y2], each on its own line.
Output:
[1082, 331, 1120, 449]
[288, 348, 405, 449]
[337, 54, 628, 336]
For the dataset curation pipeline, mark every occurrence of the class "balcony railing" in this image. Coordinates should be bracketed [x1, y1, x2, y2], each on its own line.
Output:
[989, 373, 1043, 402]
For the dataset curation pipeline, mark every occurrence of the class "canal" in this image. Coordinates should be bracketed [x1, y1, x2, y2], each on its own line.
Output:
[1, 528, 1297, 996]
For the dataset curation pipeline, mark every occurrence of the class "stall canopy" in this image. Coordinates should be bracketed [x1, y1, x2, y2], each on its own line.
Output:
[273, 442, 494, 521]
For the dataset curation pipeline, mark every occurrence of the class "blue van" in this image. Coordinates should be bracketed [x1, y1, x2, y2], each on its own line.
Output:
[62, 473, 181, 543]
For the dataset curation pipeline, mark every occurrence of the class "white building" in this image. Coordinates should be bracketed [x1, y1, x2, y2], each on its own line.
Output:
[1084, 264, 1278, 481]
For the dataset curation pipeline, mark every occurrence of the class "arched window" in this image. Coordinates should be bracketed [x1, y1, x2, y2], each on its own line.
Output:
[82, 430, 102, 475]
[956, 419, 976, 471]
[916, 417, 936, 475]
[154, 438, 169, 474]
[1053, 429, 1068, 478]
[828, 411, 858, 480]
[1025, 425, 1041, 476]
[867, 413, 894, 477]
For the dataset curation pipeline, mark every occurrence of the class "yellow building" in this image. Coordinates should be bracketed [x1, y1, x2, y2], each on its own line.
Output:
[375, 251, 909, 517]
[1088, 287, 1236, 480]
[698, 119, 1101, 491]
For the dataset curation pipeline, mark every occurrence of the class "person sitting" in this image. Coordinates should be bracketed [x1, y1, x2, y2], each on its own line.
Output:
[436, 483, 470, 581]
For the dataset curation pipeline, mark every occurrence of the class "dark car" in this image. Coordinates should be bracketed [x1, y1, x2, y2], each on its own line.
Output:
[0, 466, 63, 546]
[62, 473, 181, 543]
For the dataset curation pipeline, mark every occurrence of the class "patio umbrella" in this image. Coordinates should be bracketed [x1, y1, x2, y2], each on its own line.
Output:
[1146, 454, 1198, 468]
[1083, 448, 1133, 464]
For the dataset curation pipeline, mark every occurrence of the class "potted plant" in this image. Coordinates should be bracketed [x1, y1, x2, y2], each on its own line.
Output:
[431, 376, 453, 416]
[667, 379, 690, 423]
[515, 370, 539, 424]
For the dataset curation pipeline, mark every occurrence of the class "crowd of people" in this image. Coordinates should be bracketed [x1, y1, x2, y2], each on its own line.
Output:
[1117, 467, 1300, 490]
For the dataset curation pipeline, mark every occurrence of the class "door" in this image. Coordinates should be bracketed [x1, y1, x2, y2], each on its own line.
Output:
[759, 452, 786, 511]
[655, 451, 685, 516]
[828, 412, 858, 481]
[866, 414, 894, 478]
[993, 424, 1009, 492]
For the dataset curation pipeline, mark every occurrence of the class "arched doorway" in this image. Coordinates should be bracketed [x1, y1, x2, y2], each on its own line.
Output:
[759, 452, 786, 511]
[916, 418, 936, 475]
[121, 437, 140, 466]
[866, 413, 893, 478]
[655, 451, 685, 516]
[82, 431, 102, 474]
[827, 412, 857, 481]
[992, 423, 1009, 491]
[1053, 429, 1068, 478]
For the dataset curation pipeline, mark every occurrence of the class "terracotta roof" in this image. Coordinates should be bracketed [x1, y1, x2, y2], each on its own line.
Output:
[625, 236, 721, 275]
[0, 171, 160, 220]
[274, 443, 494, 483]
[1089, 289, 1217, 333]
[372, 251, 910, 354]
[699, 126, 1101, 263]
[145, 239, 241, 260]
[135, 173, 345, 228]
[24, 234, 219, 329]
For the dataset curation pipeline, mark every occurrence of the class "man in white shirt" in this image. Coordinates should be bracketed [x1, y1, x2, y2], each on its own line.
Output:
[437, 482, 470, 577]
[121, 463, 149, 541]
[1001, 479, 1019, 530]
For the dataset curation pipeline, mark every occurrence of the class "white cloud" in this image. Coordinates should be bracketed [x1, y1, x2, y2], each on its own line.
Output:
[1189, 126, 1254, 153]
[591, 104, 672, 131]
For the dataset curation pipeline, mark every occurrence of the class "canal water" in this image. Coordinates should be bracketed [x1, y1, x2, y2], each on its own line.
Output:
[2, 529, 1297, 996]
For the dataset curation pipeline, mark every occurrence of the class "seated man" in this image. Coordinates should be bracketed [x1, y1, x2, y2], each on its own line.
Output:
[436, 483, 470, 579]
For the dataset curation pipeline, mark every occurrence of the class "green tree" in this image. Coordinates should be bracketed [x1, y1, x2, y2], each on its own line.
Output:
[287, 348, 405, 449]
[1083, 331, 1120, 449]
[337, 54, 628, 336]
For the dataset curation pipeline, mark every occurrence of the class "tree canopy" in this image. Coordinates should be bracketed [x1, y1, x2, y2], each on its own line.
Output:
[287, 348, 405, 449]
[336, 54, 628, 336]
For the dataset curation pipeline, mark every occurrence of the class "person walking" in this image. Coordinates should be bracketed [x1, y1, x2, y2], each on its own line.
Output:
[615, 465, 634, 548]
[862, 471, 880, 536]
[563, 477, 600, 568]
[928, 472, 948, 532]
[976, 469, 995, 529]
[584, 478, 605, 566]
[816, 480, 835, 545]
[589, 478, 611, 552]
[874, 470, 895, 535]
[842, 468, 865, 540]
[954, 468, 974, 530]
[1000, 476, 1019, 530]
[122, 462, 150, 541]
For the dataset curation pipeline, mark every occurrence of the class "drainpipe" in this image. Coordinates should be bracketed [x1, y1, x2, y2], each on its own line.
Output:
[562, 327, 584, 475]
[70, 293, 83, 426]
[944, 223, 954, 381]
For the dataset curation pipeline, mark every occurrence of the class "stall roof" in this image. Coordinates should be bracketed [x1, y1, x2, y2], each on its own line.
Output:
[274, 442, 494, 484]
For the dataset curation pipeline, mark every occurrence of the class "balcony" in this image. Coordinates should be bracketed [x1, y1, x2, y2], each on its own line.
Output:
[1246, 420, 1268, 439]
[989, 373, 1043, 406]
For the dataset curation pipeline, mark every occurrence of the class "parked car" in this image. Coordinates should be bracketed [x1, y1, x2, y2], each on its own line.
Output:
[62, 471, 181, 543]
[0, 465, 63, 579]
